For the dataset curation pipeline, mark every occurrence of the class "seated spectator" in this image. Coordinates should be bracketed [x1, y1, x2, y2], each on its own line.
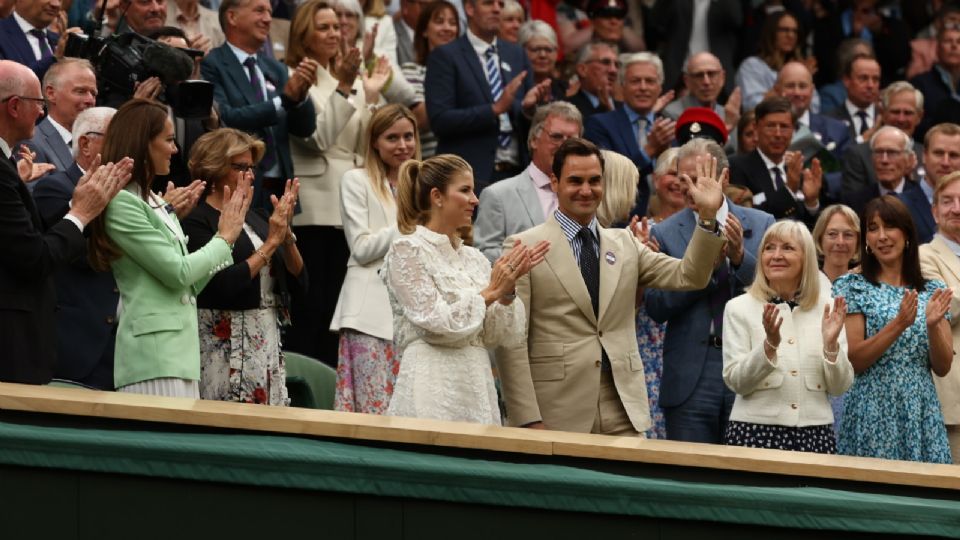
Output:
[833, 195, 953, 464]
[565, 42, 620, 120]
[841, 81, 925, 203]
[723, 220, 853, 454]
[736, 109, 758, 155]
[911, 20, 960, 142]
[906, 4, 960, 79]
[182, 128, 306, 406]
[847, 126, 936, 244]
[118, 0, 168, 35]
[818, 38, 874, 115]
[728, 96, 824, 227]
[663, 52, 740, 136]
[827, 54, 881, 145]
[596, 149, 637, 228]
[737, 0, 812, 64]
[584, 52, 673, 216]
[736, 11, 814, 112]
[921, 123, 960, 204]
[88, 98, 250, 398]
[401, 0, 458, 158]
[775, 61, 850, 161]
[0, 0, 65, 80]
[518, 20, 565, 102]
[475, 101, 582, 262]
[392, 0, 421, 66]
[498, 0, 523, 44]
[30, 106, 118, 390]
[165, 0, 224, 53]
[19, 58, 97, 175]
[331, 104, 419, 413]
[557, 0, 642, 57]
[812, 0, 911, 88]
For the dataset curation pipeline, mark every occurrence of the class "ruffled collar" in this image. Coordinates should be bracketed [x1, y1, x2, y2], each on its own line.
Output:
[416, 225, 462, 250]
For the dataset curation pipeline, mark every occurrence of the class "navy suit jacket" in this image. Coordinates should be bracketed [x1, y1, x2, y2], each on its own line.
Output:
[201, 44, 316, 209]
[0, 16, 59, 81]
[910, 68, 953, 142]
[849, 179, 936, 244]
[645, 203, 775, 408]
[583, 107, 654, 216]
[840, 140, 924, 206]
[425, 35, 533, 188]
[0, 151, 85, 385]
[564, 90, 621, 121]
[809, 113, 851, 160]
[728, 150, 821, 228]
[31, 162, 117, 389]
[20, 117, 74, 172]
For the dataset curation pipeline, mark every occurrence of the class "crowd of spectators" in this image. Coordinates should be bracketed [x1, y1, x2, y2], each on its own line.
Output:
[3, 0, 960, 468]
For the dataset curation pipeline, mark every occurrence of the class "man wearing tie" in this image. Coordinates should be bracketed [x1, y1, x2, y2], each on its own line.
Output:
[0, 0, 62, 81]
[201, 0, 317, 209]
[496, 138, 726, 435]
[827, 54, 881, 145]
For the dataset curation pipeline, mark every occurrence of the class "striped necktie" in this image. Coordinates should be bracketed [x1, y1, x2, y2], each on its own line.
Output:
[484, 46, 511, 148]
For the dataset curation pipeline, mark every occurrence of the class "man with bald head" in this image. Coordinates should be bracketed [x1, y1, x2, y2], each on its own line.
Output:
[0, 60, 122, 385]
[0, 0, 64, 80]
[663, 52, 739, 135]
[776, 61, 850, 159]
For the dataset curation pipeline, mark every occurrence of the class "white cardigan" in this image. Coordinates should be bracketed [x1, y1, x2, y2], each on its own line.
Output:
[290, 67, 371, 228]
[721, 278, 854, 427]
[329, 168, 398, 339]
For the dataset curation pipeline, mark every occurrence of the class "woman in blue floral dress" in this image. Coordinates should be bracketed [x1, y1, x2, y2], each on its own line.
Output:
[832, 196, 953, 463]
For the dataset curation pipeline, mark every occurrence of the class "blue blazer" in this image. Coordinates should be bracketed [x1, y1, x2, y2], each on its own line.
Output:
[31, 162, 118, 389]
[425, 35, 533, 187]
[849, 179, 936, 244]
[645, 203, 775, 408]
[809, 112, 851, 160]
[0, 16, 59, 81]
[200, 44, 316, 209]
[20, 117, 74, 173]
[583, 107, 654, 216]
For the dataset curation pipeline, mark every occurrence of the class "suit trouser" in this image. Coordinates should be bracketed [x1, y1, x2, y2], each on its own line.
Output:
[663, 345, 735, 443]
[591, 370, 642, 437]
[948, 425, 960, 464]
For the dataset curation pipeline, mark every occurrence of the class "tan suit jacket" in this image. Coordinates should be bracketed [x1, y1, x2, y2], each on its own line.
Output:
[918, 236, 960, 425]
[497, 214, 725, 433]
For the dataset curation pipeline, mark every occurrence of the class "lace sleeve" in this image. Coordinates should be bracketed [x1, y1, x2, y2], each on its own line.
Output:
[482, 297, 526, 348]
[385, 238, 487, 345]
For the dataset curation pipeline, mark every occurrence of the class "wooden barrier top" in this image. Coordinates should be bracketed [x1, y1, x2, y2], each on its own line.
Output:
[0, 382, 958, 491]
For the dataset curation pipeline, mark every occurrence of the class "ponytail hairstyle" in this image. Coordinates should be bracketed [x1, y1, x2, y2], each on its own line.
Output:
[396, 153, 472, 234]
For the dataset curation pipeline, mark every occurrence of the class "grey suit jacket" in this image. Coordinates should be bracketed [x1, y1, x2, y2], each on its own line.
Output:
[840, 140, 924, 205]
[394, 17, 415, 66]
[21, 117, 73, 172]
[474, 168, 546, 263]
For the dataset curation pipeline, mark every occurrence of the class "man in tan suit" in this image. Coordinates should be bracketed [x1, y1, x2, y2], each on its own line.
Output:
[919, 169, 960, 463]
[497, 138, 726, 435]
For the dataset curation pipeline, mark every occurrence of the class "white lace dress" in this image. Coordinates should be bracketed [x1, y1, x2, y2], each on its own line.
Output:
[382, 226, 526, 425]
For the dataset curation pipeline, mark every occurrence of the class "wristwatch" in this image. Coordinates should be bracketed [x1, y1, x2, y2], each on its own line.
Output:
[698, 217, 719, 233]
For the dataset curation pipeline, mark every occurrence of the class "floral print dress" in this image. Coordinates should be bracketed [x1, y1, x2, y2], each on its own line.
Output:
[832, 273, 951, 463]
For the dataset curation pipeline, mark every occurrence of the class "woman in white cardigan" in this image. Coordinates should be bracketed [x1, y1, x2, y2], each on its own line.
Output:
[284, 0, 391, 363]
[331, 104, 420, 413]
[722, 220, 854, 454]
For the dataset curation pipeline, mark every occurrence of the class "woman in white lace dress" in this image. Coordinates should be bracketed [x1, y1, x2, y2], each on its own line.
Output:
[382, 155, 549, 424]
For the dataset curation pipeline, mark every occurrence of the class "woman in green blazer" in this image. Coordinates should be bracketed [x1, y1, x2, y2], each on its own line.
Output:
[88, 99, 252, 398]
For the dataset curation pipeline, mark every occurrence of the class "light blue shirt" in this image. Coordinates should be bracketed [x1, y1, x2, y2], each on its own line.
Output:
[554, 209, 599, 267]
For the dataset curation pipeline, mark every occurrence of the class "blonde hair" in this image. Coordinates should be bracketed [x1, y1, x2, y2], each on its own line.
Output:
[188, 128, 265, 193]
[811, 204, 860, 263]
[364, 104, 422, 206]
[935, 170, 960, 203]
[287, 0, 335, 68]
[396, 154, 471, 234]
[746, 220, 821, 311]
[596, 150, 638, 227]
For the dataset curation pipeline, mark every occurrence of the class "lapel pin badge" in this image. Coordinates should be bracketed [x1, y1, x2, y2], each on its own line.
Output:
[501, 62, 512, 73]
[605, 251, 616, 265]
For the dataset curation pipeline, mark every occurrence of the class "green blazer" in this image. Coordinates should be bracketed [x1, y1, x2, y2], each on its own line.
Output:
[106, 189, 233, 389]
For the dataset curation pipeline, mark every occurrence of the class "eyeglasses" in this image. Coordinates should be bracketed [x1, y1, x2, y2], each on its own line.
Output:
[872, 148, 906, 159]
[1, 95, 46, 112]
[587, 58, 621, 68]
[686, 69, 722, 80]
[526, 45, 557, 55]
[230, 163, 256, 174]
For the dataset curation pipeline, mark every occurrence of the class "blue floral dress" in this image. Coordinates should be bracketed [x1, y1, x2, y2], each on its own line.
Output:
[832, 274, 952, 463]
[635, 304, 666, 439]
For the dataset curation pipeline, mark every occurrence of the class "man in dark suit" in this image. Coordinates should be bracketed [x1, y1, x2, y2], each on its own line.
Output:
[200, 0, 317, 210]
[0, 60, 121, 385]
[584, 52, 675, 217]
[910, 24, 960, 142]
[30, 106, 118, 389]
[565, 42, 620, 121]
[393, 0, 420, 66]
[646, 138, 774, 443]
[849, 126, 936, 244]
[777, 61, 850, 160]
[841, 81, 925, 204]
[729, 97, 824, 228]
[425, 0, 542, 191]
[20, 58, 97, 175]
[0, 0, 61, 81]
[826, 55, 881, 145]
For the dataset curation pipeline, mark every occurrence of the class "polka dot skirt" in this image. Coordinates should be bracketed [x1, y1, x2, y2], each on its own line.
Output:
[724, 421, 837, 454]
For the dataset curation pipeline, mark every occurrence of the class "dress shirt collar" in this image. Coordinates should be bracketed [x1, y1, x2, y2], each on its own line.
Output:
[466, 28, 496, 55]
[12, 11, 42, 34]
[48, 116, 72, 145]
[581, 89, 600, 108]
[0, 137, 13, 160]
[555, 208, 598, 243]
[227, 40, 258, 64]
[624, 103, 654, 126]
[937, 233, 960, 257]
[797, 110, 811, 129]
[844, 99, 874, 124]
[416, 224, 463, 250]
[757, 147, 784, 168]
[878, 178, 906, 196]
[529, 162, 551, 189]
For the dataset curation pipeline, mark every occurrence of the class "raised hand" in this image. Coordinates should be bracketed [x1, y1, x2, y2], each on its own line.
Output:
[133, 76, 163, 101]
[679, 155, 725, 219]
[762, 303, 783, 348]
[643, 117, 676, 158]
[801, 157, 823, 203]
[493, 71, 528, 115]
[69, 157, 133, 225]
[16, 145, 54, 183]
[724, 87, 742, 132]
[926, 288, 952, 328]
[723, 213, 744, 266]
[821, 296, 847, 351]
[285, 58, 319, 102]
[333, 47, 363, 90]
[362, 22, 378, 62]
[892, 289, 919, 333]
[652, 89, 675, 115]
[521, 78, 554, 112]
[629, 215, 660, 252]
[216, 173, 253, 245]
[362, 55, 392, 103]
[784, 150, 803, 192]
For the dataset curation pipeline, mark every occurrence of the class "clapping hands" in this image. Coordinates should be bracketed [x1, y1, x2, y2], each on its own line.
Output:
[485, 239, 550, 304]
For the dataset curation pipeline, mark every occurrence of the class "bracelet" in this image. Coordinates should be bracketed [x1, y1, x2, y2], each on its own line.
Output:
[254, 248, 271, 267]
[764, 338, 778, 350]
[823, 344, 840, 356]
[214, 233, 234, 249]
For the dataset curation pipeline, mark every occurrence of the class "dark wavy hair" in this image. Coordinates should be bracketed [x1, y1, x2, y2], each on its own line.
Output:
[414, 0, 459, 66]
[860, 195, 926, 290]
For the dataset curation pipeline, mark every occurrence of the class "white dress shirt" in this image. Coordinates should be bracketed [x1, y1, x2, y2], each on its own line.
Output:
[13, 11, 52, 61]
[466, 29, 520, 166]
